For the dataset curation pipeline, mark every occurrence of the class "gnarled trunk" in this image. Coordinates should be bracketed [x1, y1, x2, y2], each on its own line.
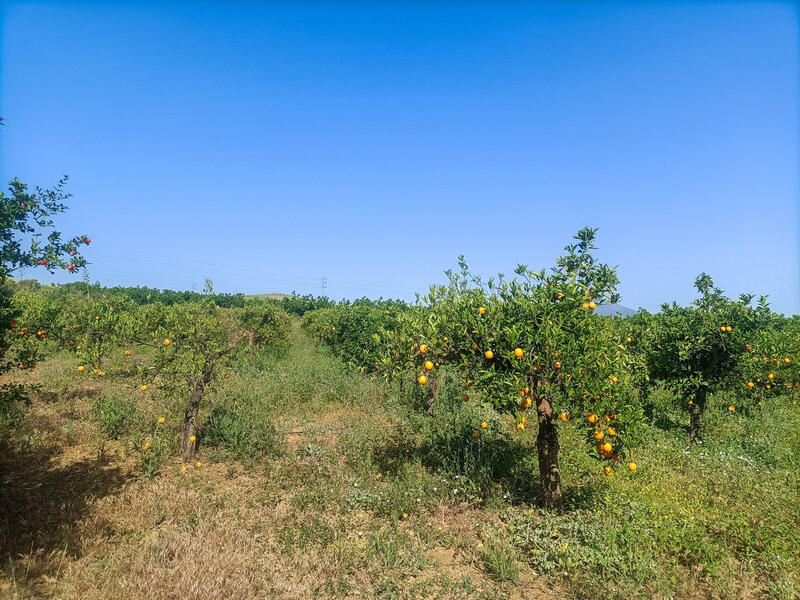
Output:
[181, 368, 213, 460]
[536, 393, 563, 511]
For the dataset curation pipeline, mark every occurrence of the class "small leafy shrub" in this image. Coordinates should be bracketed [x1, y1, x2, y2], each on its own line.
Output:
[131, 418, 173, 478]
[418, 383, 517, 499]
[204, 398, 281, 460]
[91, 393, 138, 440]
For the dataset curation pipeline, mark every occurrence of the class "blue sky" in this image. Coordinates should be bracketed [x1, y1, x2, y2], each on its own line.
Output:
[1, 1, 798, 313]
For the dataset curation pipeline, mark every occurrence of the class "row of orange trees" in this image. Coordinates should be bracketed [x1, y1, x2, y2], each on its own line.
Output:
[304, 228, 798, 510]
[9, 288, 292, 458]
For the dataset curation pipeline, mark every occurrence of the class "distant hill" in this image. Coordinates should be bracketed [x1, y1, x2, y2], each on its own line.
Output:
[245, 293, 291, 300]
[595, 303, 637, 317]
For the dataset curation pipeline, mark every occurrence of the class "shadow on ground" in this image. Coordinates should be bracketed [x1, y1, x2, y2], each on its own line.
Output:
[0, 438, 130, 566]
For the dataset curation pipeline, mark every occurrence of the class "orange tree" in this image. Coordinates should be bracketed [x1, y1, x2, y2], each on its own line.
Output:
[0, 167, 89, 422]
[739, 313, 799, 409]
[385, 228, 640, 511]
[301, 302, 402, 373]
[647, 274, 770, 440]
[58, 294, 137, 374]
[121, 299, 291, 460]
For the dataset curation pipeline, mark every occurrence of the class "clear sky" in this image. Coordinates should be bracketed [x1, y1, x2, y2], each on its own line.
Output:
[1, 1, 798, 313]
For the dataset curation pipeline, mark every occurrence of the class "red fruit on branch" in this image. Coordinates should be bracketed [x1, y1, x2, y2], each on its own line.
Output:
[38, 259, 47, 265]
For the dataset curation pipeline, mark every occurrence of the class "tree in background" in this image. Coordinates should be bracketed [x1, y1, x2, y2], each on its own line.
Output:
[0, 118, 90, 422]
[647, 274, 769, 440]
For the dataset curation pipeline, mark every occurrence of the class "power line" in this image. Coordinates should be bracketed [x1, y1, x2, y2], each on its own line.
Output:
[77, 246, 420, 296]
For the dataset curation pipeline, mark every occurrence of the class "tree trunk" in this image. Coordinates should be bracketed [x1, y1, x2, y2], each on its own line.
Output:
[425, 376, 439, 414]
[688, 385, 708, 442]
[181, 368, 213, 460]
[535, 394, 563, 511]
[181, 384, 202, 460]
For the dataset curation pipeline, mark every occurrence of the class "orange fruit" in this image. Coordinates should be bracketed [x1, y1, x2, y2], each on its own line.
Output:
[462, 395, 470, 402]
[628, 462, 637, 472]
[593, 431, 604, 440]
[163, 339, 171, 346]
[587, 413, 599, 424]
[588, 301, 597, 310]
[728, 406, 735, 412]
[555, 361, 562, 369]
[189, 435, 196, 442]
[485, 350, 494, 359]
[720, 326, 727, 332]
[478, 307, 486, 315]
[607, 427, 616, 436]
[424, 360, 434, 370]
[726, 326, 732, 332]
[514, 348, 524, 359]
[158, 416, 165, 424]
[195, 461, 202, 468]
[580, 302, 589, 309]
[418, 375, 427, 385]
[516, 422, 525, 432]
[602, 442, 612, 453]
[559, 412, 569, 422]
[481, 422, 488, 430]
[603, 466, 613, 477]
[746, 381, 754, 388]
[556, 293, 564, 300]
[784, 357, 791, 364]
[420, 344, 428, 354]
[77, 365, 85, 372]
[473, 431, 480, 438]
[625, 337, 632, 343]
[140, 385, 148, 391]
[768, 373, 774, 380]
[124, 349, 132, 356]
[224, 373, 230, 379]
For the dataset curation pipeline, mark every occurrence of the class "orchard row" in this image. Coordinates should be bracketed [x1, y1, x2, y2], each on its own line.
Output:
[302, 228, 799, 510]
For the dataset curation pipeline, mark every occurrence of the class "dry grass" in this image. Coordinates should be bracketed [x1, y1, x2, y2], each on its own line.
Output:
[0, 346, 556, 600]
